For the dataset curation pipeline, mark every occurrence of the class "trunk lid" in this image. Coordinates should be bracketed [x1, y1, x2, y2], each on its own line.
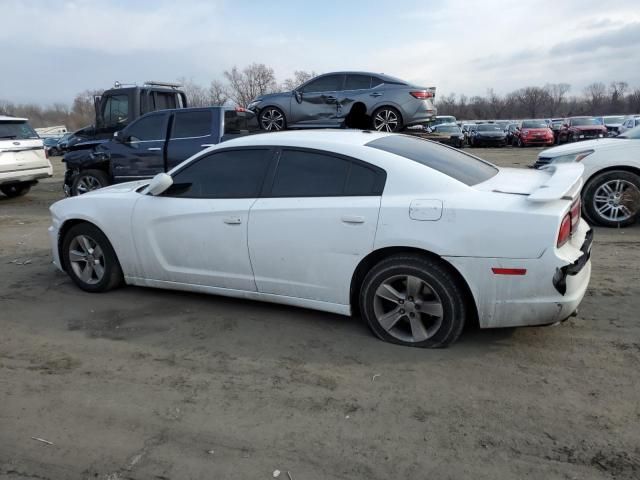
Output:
[0, 138, 48, 174]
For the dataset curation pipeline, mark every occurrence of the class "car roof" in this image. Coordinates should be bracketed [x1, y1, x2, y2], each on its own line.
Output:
[220, 129, 393, 148]
[0, 115, 28, 122]
[316, 71, 410, 84]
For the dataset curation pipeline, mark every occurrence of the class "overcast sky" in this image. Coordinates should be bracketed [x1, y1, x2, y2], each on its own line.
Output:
[2, 0, 640, 105]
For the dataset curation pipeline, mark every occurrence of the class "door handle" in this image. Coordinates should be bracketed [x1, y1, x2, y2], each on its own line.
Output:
[370, 92, 383, 97]
[223, 217, 242, 225]
[325, 95, 337, 103]
[147, 147, 162, 151]
[341, 215, 365, 224]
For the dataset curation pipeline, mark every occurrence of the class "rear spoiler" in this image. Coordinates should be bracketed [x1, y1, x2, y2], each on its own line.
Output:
[527, 163, 584, 202]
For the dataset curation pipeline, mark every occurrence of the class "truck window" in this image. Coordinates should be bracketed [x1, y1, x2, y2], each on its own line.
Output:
[103, 94, 129, 126]
[126, 114, 167, 142]
[224, 111, 259, 134]
[172, 111, 211, 139]
[154, 92, 178, 110]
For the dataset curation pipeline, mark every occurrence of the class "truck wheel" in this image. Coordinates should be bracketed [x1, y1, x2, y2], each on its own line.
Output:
[259, 107, 287, 131]
[1, 182, 32, 198]
[583, 170, 640, 228]
[72, 170, 110, 196]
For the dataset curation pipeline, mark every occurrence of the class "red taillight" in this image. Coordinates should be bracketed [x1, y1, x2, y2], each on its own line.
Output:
[557, 213, 571, 248]
[410, 91, 434, 99]
[235, 107, 247, 112]
[570, 198, 581, 233]
[44, 148, 49, 159]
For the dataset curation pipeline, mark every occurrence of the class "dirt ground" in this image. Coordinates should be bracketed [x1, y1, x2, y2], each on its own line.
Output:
[1, 147, 639, 480]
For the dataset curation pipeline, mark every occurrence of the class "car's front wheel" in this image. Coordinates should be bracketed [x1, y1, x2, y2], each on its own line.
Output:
[583, 170, 640, 227]
[71, 169, 110, 196]
[61, 223, 123, 292]
[372, 107, 403, 132]
[259, 107, 287, 131]
[1, 182, 32, 198]
[360, 254, 466, 348]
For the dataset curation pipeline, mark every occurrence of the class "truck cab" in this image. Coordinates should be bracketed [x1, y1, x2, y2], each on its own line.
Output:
[63, 107, 259, 195]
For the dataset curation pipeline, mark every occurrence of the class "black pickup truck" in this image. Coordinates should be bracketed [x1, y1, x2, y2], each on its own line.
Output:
[63, 107, 259, 195]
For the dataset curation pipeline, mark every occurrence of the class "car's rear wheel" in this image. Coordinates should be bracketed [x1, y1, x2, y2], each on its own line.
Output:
[372, 107, 403, 132]
[61, 223, 123, 292]
[517, 137, 524, 147]
[259, 107, 287, 131]
[359, 255, 466, 348]
[583, 170, 640, 227]
[71, 169, 109, 196]
[1, 182, 32, 198]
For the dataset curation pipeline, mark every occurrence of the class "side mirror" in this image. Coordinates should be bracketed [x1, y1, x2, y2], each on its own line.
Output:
[113, 131, 120, 140]
[293, 90, 303, 104]
[146, 173, 173, 196]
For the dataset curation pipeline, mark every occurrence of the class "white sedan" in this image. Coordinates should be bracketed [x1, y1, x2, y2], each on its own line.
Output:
[49, 131, 592, 348]
[535, 126, 640, 227]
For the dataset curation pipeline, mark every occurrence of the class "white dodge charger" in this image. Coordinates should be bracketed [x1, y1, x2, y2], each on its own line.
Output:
[49, 131, 592, 347]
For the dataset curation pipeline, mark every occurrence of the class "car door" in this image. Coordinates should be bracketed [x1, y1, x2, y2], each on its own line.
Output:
[338, 74, 377, 122]
[110, 112, 169, 182]
[165, 109, 216, 170]
[289, 74, 345, 127]
[130, 148, 274, 290]
[248, 148, 385, 305]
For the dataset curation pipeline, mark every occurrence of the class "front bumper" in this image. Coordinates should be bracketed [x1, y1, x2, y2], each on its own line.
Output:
[48, 223, 63, 272]
[522, 137, 554, 146]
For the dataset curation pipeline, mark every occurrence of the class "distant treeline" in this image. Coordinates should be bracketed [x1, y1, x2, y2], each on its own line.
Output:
[2, 65, 639, 130]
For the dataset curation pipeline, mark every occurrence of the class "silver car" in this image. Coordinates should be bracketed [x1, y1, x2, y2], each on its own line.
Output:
[247, 71, 436, 132]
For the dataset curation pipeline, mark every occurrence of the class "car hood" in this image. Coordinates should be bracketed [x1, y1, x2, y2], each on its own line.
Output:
[476, 131, 505, 136]
[84, 180, 149, 196]
[539, 138, 625, 157]
[571, 125, 606, 131]
[522, 128, 550, 133]
[251, 91, 290, 103]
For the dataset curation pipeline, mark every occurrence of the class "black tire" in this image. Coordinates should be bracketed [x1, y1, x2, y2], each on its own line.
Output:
[582, 170, 640, 228]
[568, 133, 576, 143]
[71, 169, 110, 196]
[517, 137, 524, 148]
[1, 183, 31, 198]
[359, 254, 467, 348]
[258, 107, 287, 131]
[372, 106, 403, 132]
[61, 223, 123, 293]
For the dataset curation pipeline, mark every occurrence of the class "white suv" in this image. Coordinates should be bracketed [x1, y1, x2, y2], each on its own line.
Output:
[0, 116, 52, 197]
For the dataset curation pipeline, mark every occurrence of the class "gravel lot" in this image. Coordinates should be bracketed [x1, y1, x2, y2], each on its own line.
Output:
[1, 147, 639, 480]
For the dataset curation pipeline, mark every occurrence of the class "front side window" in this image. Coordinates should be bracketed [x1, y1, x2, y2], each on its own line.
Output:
[301, 75, 343, 93]
[126, 114, 166, 142]
[367, 135, 498, 186]
[171, 111, 211, 138]
[103, 94, 129, 126]
[168, 149, 271, 198]
[0, 121, 39, 140]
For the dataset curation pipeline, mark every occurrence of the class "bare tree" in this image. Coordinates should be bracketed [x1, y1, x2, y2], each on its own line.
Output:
[609, 81, 628, 112]
[627, 88, 640, 114]
[282, 70, 317, 91]
[224, 63, 277, 107]
[545, 83, 571, 117]
[486, 89, 506, 118]
[177, 77, 210, 107]
[516, 87, 550, 118]
[209, 80, 229, 106]
[583, 82, 607, 114]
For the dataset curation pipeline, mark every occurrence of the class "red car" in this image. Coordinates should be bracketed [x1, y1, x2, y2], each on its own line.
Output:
[558, 117, 607, 143]
[512, 119, 555, 147]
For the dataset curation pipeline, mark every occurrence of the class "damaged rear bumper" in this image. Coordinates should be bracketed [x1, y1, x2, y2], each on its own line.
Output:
[553, 228, 593, 295]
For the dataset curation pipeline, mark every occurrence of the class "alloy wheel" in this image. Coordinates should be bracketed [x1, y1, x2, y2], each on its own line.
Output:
[373, 274, 444, 343]
[68, 235, 105, 285]
[76, 175, 103, 194]
[260, 109, 285, 131]
[593, 179, 640, 223]
[373, 109, 399, 132]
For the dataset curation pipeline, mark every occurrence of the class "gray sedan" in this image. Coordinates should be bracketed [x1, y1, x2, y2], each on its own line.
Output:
[247, 71, 436, 132]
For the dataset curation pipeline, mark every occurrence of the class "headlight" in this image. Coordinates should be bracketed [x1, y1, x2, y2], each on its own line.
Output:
[546, 150, 594, 164]
[247, 100, 261, 110]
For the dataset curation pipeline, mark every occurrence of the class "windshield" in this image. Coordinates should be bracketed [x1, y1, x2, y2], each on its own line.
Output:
[604, 116, 625, 124]
[0, 120, 39, 140]
[522, 120, 548, 128]
[434, 125, 460, 133]
[366, 135, 498, 186]
[619, 125, 640, 139]
[434, 117, 456, 125]
[477, 124, 503, 132]
[571, 117, 599, 126]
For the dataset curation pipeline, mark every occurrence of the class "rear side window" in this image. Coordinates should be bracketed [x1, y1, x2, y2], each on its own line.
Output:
[126, 114, 167, 142]
[345, 74, 372, 90]
[270, 149, 385, 197]
[172, 111, 211, 138]
[371, 76, 384, 88]
[167, 149, 271, 198]
[367, 135, 498, 186]
[0, 121, 39, 140]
